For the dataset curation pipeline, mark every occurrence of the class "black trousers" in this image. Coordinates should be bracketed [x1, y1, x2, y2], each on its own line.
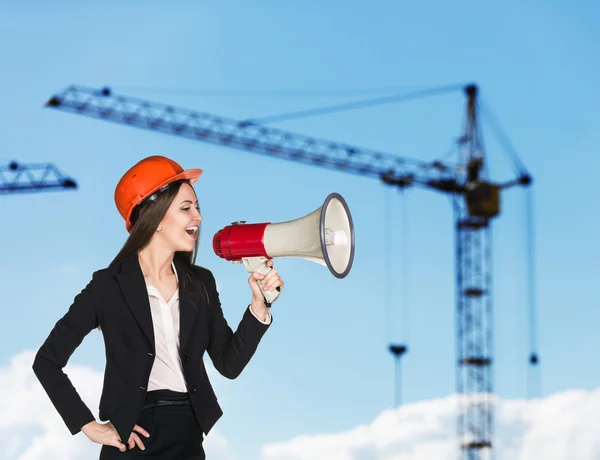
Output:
[99, 389, 205, 460]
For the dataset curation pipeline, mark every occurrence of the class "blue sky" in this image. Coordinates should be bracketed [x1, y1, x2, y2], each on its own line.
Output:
[1, 2, 599, 459]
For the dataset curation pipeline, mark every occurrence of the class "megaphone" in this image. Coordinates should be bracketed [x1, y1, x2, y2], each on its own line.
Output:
[212, 192, 355, 305]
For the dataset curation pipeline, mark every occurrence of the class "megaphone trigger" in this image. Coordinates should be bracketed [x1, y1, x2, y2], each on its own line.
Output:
[243, 256, 281, 306]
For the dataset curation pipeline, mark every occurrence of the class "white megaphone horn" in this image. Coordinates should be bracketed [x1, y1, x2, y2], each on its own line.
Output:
[212, 193, 355, 306]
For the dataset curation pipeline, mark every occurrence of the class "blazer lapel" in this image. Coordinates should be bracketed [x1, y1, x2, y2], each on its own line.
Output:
[175, 258, 201, 352]
[115, 254, 155, 352]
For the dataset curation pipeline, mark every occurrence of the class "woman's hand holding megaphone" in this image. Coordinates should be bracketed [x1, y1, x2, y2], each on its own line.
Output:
[248, 259, 283, 317]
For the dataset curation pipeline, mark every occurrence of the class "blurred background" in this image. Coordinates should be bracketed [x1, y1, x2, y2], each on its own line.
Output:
[1, 2, 599, 459]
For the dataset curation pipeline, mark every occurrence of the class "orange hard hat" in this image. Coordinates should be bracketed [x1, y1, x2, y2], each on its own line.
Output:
[115, 155, 203, 232]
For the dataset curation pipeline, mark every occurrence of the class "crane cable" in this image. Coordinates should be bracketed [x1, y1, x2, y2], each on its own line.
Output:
[117, 83, 465, 125]
[385, 186, 393, 348]
[525, 186, 540, 398]
[385, 184, 410, 409]
[114, 85, 452, 97]
[400, 189, 410, 345]
[240, 83, 464, 125]
[479, 96, 539, 398]
[479, 99, 531, 177]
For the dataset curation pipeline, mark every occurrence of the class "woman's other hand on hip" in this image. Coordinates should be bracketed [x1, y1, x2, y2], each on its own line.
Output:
[82, 420, 150, 452]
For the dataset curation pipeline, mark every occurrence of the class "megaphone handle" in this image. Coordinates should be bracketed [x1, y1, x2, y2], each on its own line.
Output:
[242, 257, 281, 306]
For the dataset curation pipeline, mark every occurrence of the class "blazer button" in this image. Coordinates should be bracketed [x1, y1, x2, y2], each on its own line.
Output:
[182, 355, 189, 363]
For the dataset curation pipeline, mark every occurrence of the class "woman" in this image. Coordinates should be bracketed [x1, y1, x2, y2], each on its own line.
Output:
[32, 155, 283, 459]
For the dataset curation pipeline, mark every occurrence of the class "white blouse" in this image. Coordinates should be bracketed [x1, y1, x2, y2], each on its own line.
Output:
[144, 262, 271, 392]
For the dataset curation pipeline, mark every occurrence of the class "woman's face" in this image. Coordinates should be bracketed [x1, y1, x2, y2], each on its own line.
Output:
[156, 183, 202, 252]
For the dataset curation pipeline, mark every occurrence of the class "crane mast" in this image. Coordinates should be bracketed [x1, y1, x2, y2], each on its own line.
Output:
[45, 83, 532, 459]
[456, 85, 494, 458]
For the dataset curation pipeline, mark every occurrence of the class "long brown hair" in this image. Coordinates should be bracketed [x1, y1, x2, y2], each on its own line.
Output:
[110, 179, 201, 298]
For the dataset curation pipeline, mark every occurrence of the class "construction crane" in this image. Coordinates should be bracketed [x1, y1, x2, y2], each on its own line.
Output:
[0, 160, 78, 194]
[45, 83, 537, 459]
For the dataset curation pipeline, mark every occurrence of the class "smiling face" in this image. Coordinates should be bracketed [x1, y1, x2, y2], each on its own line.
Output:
[155, 182, 203, 253]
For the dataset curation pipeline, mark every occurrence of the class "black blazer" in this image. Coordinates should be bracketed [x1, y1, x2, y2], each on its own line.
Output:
[32, 253, 271, 444]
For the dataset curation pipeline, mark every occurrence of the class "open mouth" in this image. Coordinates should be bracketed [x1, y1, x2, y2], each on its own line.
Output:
[185, 226, 198, 238]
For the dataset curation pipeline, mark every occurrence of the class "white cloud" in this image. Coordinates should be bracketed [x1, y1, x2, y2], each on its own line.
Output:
[0, 350, 230, 460]
[6, 349, 600, 460]
[260, 388, 600, 460]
